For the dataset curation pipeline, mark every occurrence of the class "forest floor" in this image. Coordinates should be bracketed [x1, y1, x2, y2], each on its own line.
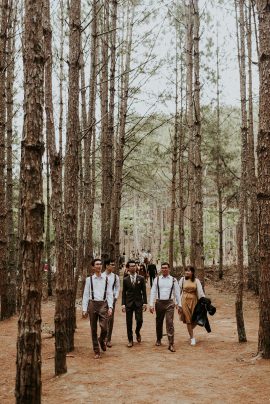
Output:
[1, 277, 270, 404]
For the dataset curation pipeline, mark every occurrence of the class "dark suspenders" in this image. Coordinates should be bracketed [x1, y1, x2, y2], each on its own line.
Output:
[157, 276, 175, 300]
[112, 273, 116, 291]
[90, 275, 108, 301]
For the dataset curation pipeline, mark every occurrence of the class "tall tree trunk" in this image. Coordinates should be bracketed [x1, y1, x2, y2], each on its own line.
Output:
[192, 0, 204, 282]
[111, 3, 135, 272]
[43, 0, 66, 374]
[186, 1, 195, 267]
[169, 29, 179, 270]
[216, 30, 223, 280]
[15, 0, 44, 401]
[58, 0, 64, 204]
[178, 41, 186, 269]
[256, 0, 270, 359]
[84, 0, 99, 275]
[100, 0, 112, 261]
[235, 222, 247, 342]
[235, 0, 248, 342]
[63, 0, 81, 353]
[0, 0, 8, 320]
[45, 133, 52, 297]
[246, 0, 259, 294]
[6, 0, 17, 316]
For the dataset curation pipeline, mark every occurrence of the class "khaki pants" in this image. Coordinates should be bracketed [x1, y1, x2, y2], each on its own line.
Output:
[88, 300, 108, 353]
[155, 299, 175, 345]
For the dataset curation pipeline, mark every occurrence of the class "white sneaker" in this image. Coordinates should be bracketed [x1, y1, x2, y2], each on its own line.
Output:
[190, 337, 196, 346]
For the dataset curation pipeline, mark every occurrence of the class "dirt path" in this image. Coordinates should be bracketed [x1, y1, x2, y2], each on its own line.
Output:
[1, 283, 270, 404]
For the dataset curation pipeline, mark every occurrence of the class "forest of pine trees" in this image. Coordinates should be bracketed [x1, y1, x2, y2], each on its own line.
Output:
[0, 0, 270, 402]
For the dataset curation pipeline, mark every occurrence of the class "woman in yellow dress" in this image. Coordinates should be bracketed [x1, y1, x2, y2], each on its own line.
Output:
[179, 266, 205, 346]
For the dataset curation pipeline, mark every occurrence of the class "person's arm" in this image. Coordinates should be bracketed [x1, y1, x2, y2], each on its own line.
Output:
[178, 277, 184, 308]
[114, 275, 120, 300]
[142, 277, 147, 305]
[149, 278, 157, 307]
[106, 282, 114, 309]
[174, 279, 181, 307]
[82, 277, 90, 313]
[122, 277, 126, 307]
[196, 278, 205, 299]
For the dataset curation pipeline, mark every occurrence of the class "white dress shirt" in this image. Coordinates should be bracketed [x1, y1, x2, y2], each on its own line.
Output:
[130, 273, 137, 284]
[150, 275, 180, 306]
[82, 274, 113, 311]
[103, 271, 120, 299]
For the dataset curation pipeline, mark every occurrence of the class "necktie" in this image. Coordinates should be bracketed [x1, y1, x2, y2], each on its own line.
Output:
[131, 275, 135, 285]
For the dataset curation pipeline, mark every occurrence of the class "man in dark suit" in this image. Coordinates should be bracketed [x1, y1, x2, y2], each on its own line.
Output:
[122, 260, 147, 347]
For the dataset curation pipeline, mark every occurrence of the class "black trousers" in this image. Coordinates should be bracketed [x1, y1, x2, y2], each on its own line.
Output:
[149, 273, 156, 287]
[126, 303, 143, 342]
[155, 299, 175, 345]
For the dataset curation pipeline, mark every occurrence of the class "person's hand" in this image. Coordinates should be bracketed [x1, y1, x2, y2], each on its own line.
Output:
[108, 308, 113, 317]
[82, 311, 88, 319]
[143, 304, 147, 312]
[150, 306, 155, 314]
[122, 305, 126, 313]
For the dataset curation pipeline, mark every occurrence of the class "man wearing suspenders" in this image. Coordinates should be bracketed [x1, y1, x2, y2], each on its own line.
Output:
[103, 258, 120, 348]
[150, 262, 181, 352]
[82, 258, 113, 359]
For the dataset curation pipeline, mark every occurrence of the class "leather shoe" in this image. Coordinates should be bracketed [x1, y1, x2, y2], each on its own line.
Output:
[98, 337, 106, 352]
[127, 341, 133, 347]
[168, 344, 176, 352]
[94, 353, 101, 359]
[106, 341, 112, 348]
[136, 333, 141, 343]
[155, 340, 161, 346]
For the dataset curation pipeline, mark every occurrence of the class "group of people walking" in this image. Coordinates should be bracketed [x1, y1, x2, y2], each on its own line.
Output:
[82, 259, 206, 359]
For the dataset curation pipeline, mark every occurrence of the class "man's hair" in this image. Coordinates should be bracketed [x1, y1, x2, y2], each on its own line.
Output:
[104, 258, 115, 267]
[92, 258, 102, 266]
[161, 262, 170, 268]
[126, 260, 136, 268]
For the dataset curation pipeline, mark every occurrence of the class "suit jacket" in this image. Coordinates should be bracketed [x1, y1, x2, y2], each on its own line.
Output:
[122, 274, 147, 308]
[192, 297, 216, 333]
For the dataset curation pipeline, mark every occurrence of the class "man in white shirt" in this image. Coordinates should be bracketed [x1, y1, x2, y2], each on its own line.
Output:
[82, 258, 113, 359]
[150, 262, 181, 352]
[103, 258, 120, 348]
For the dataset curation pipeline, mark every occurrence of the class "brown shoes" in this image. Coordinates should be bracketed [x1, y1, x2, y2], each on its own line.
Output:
[127, 341, 133, 347]
[155, 340, 161, 346]
[136, 333, 142, 343]
[168, 344, 176, 352]
[106, 341, 112, 348]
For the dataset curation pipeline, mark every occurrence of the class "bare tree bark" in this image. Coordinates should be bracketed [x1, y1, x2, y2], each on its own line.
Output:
[169, 28, 179, 270]
[0, 0, 8, 320]
[6, 0, 17, 316]
[246, 0, 259, 294]
[192, 0, 204, 282]
[43, 0, 66, 374]
[63, 0, 81, 353]
[15, 0, 44, 400]
[85, 0, 99, 275]
[235, 0, 247, 343]
[256, 0, 270, 359]
[111, 3, 135, 271]
[100, 0, 112, 261]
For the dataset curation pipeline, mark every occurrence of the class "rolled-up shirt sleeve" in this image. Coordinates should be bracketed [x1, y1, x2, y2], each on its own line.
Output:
[82, 277, 90, 312]
[106, 284, 114, 309]
[150, 278, 158, 306]
[174, 280, 181, 306]
[114, 275, 120, 299]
